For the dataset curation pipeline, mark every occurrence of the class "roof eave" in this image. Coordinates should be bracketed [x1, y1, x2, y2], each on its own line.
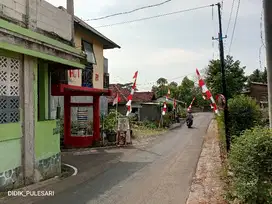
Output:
[103, 44, 121, 49]
[74, 17, 121, 49]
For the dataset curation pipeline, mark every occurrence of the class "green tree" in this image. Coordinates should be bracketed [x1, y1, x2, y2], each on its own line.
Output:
[205, 55, 247, 99]
[176, 77, 194, 105]
[152, 78, 169, 98]
[169, 81, 178, 87]
[248, 69, 263, 83]
[156, 77, 168, 86]
[247, 68, 267, 84]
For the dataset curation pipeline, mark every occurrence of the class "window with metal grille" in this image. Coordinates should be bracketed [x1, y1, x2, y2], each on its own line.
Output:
[82, 40, 96, 64]
[82, 64, 93, 88]
[81, 40, 95, 88]
[0, 55, 20, 124]
[104, 73, 109, 88]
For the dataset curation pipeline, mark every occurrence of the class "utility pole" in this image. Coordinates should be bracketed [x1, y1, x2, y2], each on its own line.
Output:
[263, 0, 272, 128]
[215, 2, 231, 152]
[67, 0, 75, 46]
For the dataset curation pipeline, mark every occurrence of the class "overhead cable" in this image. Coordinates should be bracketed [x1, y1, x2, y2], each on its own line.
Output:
[85, 0, 172, 21]
[94, 4, 214, 28]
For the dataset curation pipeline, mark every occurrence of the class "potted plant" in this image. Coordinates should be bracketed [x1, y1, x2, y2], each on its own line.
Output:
[103, 110, 122, 142]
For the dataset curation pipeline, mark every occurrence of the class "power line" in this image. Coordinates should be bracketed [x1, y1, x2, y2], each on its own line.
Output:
[228, 0, 241, 55]
[110, 68, 206, 88]
[94, 4, 214, 28]
[85, 0, 172, 21]
[259, 44, 264, 70]
[260, 10, 266, 48]
[212, 5, 217, 59]
[225, 0, 235, 35]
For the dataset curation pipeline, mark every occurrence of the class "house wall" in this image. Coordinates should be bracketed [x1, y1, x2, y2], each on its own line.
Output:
[74, 26, 104, 89]
[249, 84, 268, 104]
[34, 61, 60, 180]
[53, 25, 108, 123]
[0, 51, 61, 190]
[108, 104, 127, 115]
[140, 104, 161, 121]
[0, 50, 23, 190]
[0, 0, 72, 41]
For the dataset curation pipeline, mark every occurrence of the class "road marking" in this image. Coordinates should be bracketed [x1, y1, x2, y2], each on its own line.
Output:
[63, 163, 78, 176]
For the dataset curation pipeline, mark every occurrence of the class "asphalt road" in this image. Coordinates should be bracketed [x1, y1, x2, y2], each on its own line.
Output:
[36, 113, 213, 204]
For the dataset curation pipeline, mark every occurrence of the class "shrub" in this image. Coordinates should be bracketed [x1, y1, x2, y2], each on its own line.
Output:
[228, 127, 272, 203]
[228, 95, 262, 137]
[179, 108, 187, 118]
[103, 110, 123, 133]
[162, 112, 173, 128]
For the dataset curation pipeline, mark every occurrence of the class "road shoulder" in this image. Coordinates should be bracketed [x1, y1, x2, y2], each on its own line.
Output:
[186, 119, 226, 204]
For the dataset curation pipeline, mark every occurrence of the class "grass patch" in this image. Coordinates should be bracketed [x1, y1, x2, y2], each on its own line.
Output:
[132, 127, 167, 139]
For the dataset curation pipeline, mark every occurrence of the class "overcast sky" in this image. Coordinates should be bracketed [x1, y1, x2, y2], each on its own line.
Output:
[47, 0, 264, 91]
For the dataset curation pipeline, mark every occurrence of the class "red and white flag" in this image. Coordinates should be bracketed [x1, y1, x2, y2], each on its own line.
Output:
[162, 102, 167, 115]
[196, 68, 219, 114]
[112, 93, 121, 106]
[187, 97, 196, 111]
[126, 71, 138, 116]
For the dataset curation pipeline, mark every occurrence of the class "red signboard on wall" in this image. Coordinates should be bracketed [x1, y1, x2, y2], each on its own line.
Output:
[95, 73, 99, 81]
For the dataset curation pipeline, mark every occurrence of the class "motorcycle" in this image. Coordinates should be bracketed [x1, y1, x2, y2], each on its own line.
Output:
[186, 118, 193, 128]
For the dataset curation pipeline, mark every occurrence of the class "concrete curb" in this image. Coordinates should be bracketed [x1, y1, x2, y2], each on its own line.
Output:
[185, 118, 215, 204]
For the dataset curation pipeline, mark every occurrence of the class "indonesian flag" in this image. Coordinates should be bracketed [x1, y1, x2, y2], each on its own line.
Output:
[162, 102, 167, 115]
[196, 68, 219, 115]
[187, 97, 196, 111]
[112, 93, 121, 106]
[126, 71, 138, 116]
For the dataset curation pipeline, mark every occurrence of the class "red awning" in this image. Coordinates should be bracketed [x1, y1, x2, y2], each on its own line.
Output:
[51, 84, 111, 96]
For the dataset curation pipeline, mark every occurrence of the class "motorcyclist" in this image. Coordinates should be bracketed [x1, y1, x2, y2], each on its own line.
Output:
[186, 109, 194, 122]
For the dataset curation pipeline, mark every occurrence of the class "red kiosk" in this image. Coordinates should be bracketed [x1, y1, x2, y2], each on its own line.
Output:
[52, 84, 111, 148]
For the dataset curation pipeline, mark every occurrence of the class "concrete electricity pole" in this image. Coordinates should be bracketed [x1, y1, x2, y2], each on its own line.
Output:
[67, 0, 75, 46]
[216, 3, 231, 151]
[263, 0, 272, 128]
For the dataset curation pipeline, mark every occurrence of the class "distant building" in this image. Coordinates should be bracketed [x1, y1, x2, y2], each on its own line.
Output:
[108, 84, 159, 121]
[242, 82, 268, 108]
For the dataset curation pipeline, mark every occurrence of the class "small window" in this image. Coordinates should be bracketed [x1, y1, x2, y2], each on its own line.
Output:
[82, 40, 96, 64]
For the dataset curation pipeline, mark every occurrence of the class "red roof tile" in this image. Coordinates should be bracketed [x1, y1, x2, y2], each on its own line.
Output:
[107, 84, 155, 104]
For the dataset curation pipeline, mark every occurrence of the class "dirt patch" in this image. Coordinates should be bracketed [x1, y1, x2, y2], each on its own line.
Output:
[186, 119, 226, 204]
